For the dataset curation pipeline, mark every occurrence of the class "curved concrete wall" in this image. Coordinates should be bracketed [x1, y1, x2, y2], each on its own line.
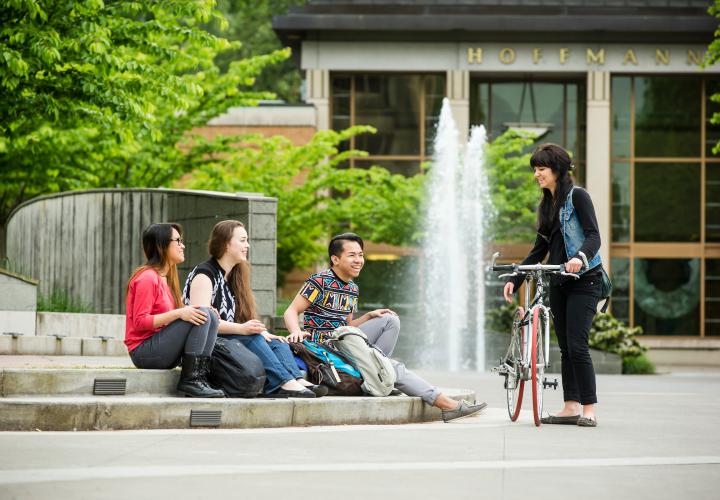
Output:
[6, 189, 277, 316]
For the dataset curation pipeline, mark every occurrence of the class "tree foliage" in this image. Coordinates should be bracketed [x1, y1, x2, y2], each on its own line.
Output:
[0, 0, 287, 224]
[705, 0, 720, 154]
[206, 0, 306, 102]
[184, 126, 424, 278]
[484, 131, 538, 243]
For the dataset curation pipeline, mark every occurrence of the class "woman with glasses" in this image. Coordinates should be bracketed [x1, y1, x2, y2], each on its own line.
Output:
[503, 144, 603, 427]
[125, 223, 224, 398]
[183, 220, 324, 398]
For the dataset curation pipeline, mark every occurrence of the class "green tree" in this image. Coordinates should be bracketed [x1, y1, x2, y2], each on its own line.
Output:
[485, 131, 538, 243]
[184, 125, 425, 278]
[0, 0, 286, 228]
[705, 0, 720, 154]
[207, 0, 306, 102]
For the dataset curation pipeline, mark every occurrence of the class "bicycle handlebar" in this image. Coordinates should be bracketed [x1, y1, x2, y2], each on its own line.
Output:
[489, 252, 581, 279]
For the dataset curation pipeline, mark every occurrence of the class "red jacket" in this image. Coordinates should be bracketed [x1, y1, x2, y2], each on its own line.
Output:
[125, 268, 176, 352]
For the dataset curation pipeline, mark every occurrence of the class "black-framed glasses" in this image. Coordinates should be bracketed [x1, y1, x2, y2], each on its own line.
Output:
[170, 237, 184, 246]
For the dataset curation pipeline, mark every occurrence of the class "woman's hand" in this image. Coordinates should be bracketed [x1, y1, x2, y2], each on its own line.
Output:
[503, 282, 515, 303]
[239, 319, 266, 335]
[177, 306, 208, 325]
[565, 257, 583, 274]
[287, 330, 309, 343]
[261, 331, 289, 343]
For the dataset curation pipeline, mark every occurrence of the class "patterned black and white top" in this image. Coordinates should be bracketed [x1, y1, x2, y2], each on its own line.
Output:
[182, 258, 236, 322]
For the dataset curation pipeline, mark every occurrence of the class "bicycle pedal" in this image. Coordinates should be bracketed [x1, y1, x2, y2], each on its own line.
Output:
[543, 377, 559, 390]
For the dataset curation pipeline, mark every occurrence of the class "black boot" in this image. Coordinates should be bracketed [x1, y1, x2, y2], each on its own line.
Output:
[177, 355, 225, 398]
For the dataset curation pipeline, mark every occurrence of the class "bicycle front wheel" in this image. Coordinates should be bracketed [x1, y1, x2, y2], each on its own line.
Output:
[506, 307, 525, 421]
[531, 307, 547, 427]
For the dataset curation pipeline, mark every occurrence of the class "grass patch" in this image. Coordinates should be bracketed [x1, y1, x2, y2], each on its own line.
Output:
[37, 289, 93, 313]
[622, 354, 656, 375]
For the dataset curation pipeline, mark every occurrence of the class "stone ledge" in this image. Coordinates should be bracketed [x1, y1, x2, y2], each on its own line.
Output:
[0, 390, 474, 431]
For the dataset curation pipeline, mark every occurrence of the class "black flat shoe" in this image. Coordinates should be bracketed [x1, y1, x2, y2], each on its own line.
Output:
[540, 414, 581, 425]
[269, 387, 316, 399]
[307, 384, 329, 397]
[577, 416, 597, 427]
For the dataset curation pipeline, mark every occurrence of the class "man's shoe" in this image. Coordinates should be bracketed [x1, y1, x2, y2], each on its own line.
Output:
[442, 400, 487, 422]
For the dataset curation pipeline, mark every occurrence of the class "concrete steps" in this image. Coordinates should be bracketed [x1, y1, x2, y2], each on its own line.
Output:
[0, 334, 126, 356]
[0, 362, 475, 431]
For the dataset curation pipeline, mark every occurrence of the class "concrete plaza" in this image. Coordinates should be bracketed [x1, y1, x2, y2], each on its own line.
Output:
[0, 368, 718, 500]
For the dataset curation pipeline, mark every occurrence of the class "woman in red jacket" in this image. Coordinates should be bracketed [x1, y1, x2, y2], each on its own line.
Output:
[125, 223, 224, 398]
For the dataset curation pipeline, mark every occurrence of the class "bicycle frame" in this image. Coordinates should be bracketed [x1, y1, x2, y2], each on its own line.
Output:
[520, 273, 551, 381]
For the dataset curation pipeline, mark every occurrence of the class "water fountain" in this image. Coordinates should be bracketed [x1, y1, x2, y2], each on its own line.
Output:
[421, 98, 490, 371]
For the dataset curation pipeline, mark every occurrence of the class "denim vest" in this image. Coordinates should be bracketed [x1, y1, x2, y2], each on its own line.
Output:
[559, 186, 602, 274]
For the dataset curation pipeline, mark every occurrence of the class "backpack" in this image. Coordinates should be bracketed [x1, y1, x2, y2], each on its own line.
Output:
[599, 266, 613, 313]
[207, 336, 266, 398]
[330, 326, 397, 397]
[290, 340, 364, 396]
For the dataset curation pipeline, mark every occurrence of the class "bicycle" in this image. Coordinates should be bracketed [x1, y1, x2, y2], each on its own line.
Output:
[489, 251, 583, 427]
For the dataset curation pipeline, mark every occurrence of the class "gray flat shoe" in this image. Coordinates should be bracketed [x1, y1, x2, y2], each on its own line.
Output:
[577, 416, 597, 427]
[540, 414, 581, 425]
[442, 400, 488, 422]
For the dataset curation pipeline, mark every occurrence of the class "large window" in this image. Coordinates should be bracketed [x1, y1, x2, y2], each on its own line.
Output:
[470, 78, 586, 183]
[331, 73, 445, 176]
[611, 75, 720, 337]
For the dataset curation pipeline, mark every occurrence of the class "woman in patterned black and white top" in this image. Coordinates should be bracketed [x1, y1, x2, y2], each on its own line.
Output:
[183, 220, 326, 398]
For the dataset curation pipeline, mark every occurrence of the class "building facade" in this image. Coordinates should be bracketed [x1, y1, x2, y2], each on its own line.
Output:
[274, 0, 720, 341]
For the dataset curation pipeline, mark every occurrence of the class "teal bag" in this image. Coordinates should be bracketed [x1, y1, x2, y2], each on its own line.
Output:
[302, 340, 362, 378]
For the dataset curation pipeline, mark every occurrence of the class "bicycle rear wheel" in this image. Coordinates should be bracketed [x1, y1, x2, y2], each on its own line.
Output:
[531, 307, 547, 427]
[506, 307, 525, 421]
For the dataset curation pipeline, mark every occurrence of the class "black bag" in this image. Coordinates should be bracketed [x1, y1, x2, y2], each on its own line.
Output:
[207, 337, 266, 398]
[599, 266, 613, 313]
[290, 341, 364, 396]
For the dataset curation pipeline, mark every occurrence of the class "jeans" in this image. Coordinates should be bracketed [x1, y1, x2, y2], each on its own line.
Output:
[129, 306, 218, 369]
[549, 273, 601, 405]
[226, 334, 301, 394]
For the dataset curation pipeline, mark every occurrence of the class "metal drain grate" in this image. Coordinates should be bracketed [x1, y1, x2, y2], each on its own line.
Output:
[93, 378, 127, 396]
[190, 409, 222, 427]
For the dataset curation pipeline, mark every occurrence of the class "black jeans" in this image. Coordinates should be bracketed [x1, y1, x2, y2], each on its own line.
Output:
[129, 307, 218, 369]
[549, 274, 601, 405]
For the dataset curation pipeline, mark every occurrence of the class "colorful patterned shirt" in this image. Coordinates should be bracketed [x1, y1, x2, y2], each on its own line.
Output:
[300, 268, 359, 342]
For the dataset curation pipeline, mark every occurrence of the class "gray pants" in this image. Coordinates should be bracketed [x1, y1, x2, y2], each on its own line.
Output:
[358, 314, 401, 357]
[129, 307, 218, 369]
[358, 315, 439, 406]
[391, 359, 441, 406]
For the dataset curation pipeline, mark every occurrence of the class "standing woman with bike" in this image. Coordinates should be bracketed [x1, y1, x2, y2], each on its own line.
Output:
[503, 144, 602, 427]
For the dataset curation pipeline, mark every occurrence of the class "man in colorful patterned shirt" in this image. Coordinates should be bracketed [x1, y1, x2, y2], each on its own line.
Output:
[290, 232, 400, 353]
[284, 232, 486, 422]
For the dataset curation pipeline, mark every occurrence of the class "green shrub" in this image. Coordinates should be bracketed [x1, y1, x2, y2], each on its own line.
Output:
[622, 354, 656, 375]
[485, 302, 517, 333]
[37, 289, 92, 313]
[589, 313, 654, 374]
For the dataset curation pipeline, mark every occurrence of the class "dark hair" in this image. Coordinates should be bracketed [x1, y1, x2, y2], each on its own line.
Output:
[530, 143, 575, 235]
[328, 232, 364, 265]
[127, 223, 183, 307]
[207, 220, 257, 323]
